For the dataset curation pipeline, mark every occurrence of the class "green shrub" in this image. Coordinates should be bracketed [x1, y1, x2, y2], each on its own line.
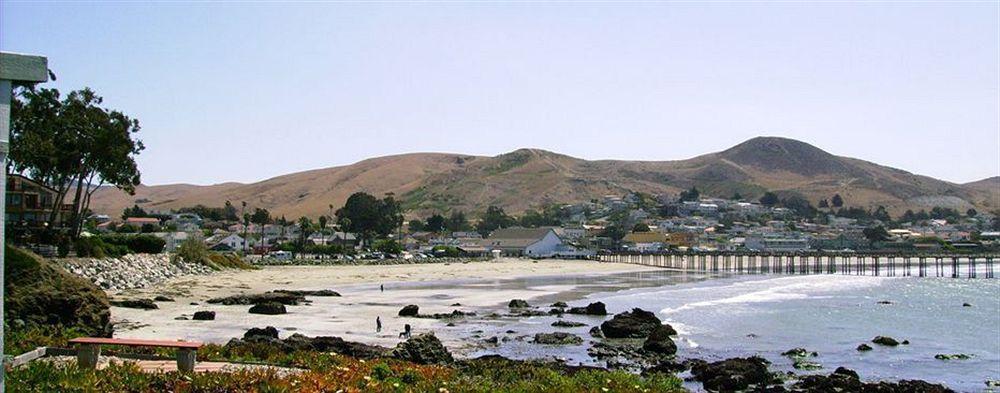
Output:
[98, 234, 166, 254]
[174, 237, 209, 265]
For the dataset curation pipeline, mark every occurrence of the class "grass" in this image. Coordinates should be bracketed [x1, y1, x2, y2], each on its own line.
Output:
[5, 328, 685, 393]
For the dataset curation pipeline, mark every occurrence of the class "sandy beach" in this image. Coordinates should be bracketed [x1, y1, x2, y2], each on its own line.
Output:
[111, 258, 658, 352]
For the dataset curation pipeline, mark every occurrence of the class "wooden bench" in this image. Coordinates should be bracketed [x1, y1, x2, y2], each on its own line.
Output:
[68, 337, 203, 372]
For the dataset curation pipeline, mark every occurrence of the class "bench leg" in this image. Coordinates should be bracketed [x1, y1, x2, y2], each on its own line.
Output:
[176, 349, 197, 373]
[77, 344, 100, 369]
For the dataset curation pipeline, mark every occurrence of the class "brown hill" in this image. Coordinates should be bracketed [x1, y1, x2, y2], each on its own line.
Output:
[88, 137, 999, 219]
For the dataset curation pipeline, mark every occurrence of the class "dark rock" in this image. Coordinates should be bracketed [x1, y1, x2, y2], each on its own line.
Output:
[249, 302, 287, 315]
[450, 303, 462, 306]
[567, 302, 608, 315]
[484, 336, 499, 345]
[833, 366, 859, 379]
[793, 366, 863, 392]
[856, 343, 873, 351]
[589, 326, 604, 338]
[549, 308, 565, 315]
[271, 289, 340, 297]
[208, 292, 305, 306]
[391, 332, 453, 364]
[600, 308, 661, 338]
[902, 339, 910, 345]
[642, 359, 689, 376]
[192, 311, 216, 320]
[416, 309, 476, 319]
[398, 304, 420, 316]
[552, 320, 587, 328]
[642, 325, 678, 355]
[189, 302, 199, 305]
[793, 359, 822, 370]
[174, 316, 188, 320]
[551, 301, 568, 308]
[935, 353, 971, 360]
[782, 347, 817, 358]
[154, 295, 175, 302]
[110, 299, 158, 310]
[244, 326, 280, 340]
[876, 300, 893, 305]
[690, 356, 777, 392]
[508, 299, 530, 308]
[872, 336, 900, 346]
[445, 322, 456, 327]
[509, 309, 548, 317]
[4, 246, 113, 337]
[962, 302, 972, 307]
[534, 332, 583, 345]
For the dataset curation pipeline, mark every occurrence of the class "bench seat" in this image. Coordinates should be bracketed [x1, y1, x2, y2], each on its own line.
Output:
[68, 337, 203, 372]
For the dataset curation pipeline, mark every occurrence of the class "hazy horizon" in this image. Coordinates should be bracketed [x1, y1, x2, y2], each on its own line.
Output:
[2, 2, 998, 186]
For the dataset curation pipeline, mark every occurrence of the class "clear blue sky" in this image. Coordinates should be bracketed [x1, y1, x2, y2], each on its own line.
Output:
[2, 2, 998, 185]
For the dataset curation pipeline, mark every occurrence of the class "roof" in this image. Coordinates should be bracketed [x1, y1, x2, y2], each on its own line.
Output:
[125, 217, 160, 224]
[622, 232, 668, 244]
[483, 227, 558, 249]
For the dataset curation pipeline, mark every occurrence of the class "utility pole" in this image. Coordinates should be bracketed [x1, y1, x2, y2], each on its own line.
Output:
[1, 51, 50, 393]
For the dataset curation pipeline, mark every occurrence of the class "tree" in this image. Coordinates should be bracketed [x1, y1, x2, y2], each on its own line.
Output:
[863, 225, 890, 244]
[445, 211, 469, 232]
[831, 194, 844, 208]
[476, 205, 516, 237]
[872, 205, 891, 223]
[632, 223, 650, 232]
[519, 208, 560, 227]
[759, 192, 779, 207]
[425, 214, 446, 232]
[250, 208, 271, 247]
[318, 215, 328, 232]
[408, 219, 425, 232]
[10, 87, 144, 237]
[967, 208, 978, 217]
[679, 187, 700, 202]
[223, 200, 238, 221]
[297, 216, 314, 250]
[121, 204, 148, 220]
[731, 192, 744, 201]
[818, 199, 829, 209]
[335, 192, 403, 246]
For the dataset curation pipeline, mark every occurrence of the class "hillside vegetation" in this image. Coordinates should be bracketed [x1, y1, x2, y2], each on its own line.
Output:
[88, 137, 999, 218]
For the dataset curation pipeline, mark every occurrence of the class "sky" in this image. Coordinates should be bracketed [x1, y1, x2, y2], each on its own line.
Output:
[2, 2, 998, 186]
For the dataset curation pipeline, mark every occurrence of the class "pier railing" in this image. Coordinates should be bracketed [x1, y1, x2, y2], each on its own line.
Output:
[596, 252, 998, 278]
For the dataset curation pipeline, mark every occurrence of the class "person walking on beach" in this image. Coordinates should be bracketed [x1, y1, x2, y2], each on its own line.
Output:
[404, 324, 411, 339]
[376, 316, 382, 333]
[380, 284, 384, 292]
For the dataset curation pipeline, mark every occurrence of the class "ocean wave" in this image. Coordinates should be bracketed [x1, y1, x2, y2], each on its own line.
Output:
[659, 275, 889, 315]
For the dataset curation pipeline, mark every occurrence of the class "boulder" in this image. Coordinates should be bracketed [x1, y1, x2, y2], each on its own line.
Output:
[208, 292, 305, 306]
[600, 308, 661, 338]
[642, 359, 690, 376]
[398, 304, 420, 317]
[856, 343, 873, 351]
[551, 301, 568, 308]
[391, 332, 453, 364]
[508, 299, 530, 308]
[249, 302, 287, 315]
[962, 302, 972, 307]
[872, 336, 900, 346]
[782, 347, 817, 358]
[567, 302, 608, 315]
[934, 354, 971, 360]
[244, 326, 280, 340]
[154, 295, 175, 302]
[192, 311, 216, 321]
[690, 356, 777, 392]
[642, 324, 678, 355]
[792, 366, 864, 392]
[534, 332, 584, 345]
[589, 326, 604, 338]
[551, 320, 587, 328]
[110, 299, 158, 310]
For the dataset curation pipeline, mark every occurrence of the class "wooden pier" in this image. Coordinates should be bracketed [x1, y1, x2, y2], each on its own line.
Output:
[596, 252, 998, 278]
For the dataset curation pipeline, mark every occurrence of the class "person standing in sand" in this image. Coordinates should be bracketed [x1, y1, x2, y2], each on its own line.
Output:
[380, 284, 384, 292]
[376, 316, 382, 333]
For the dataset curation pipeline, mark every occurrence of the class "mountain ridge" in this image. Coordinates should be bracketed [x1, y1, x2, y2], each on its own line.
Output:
[89, 137, 999, 219]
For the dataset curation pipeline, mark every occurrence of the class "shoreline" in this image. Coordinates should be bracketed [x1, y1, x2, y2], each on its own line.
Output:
[109, 258, 660, 349]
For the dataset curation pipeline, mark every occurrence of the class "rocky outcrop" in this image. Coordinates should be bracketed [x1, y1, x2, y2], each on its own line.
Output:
[244, 326, 280, 340]
[589, 326, 604, 338]
[642, 325, 678, 355]
[249, 302, 287, 315]
[567, 302, 607, 315]
[271, 289, 341, 297]
[231, 327, 389, 359]
[391, 332, 453, 364]
[690, 356, 778, 392]
[552, 320, 587, 328]
[872, 336, 900, 346]
[192, 311, 216, 320]
[508, 299, 530, 308]
[600, 308, 661, 338]
[857, 343, 873, 351]
[208, 292, 306, 306]
[5, 246, 112, 337]
[534, 332, 583, 345]
[793, 367, 954, 393]
[57, 253, 213, 291]
[154, 295, 174, 302]
[110, 298, 158, 310]
[550, 301, 568, 308]
[398, 305, 420, 316]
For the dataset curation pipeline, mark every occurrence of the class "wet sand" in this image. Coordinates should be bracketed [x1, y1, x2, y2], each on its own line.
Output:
[110, 258, 658, 351]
